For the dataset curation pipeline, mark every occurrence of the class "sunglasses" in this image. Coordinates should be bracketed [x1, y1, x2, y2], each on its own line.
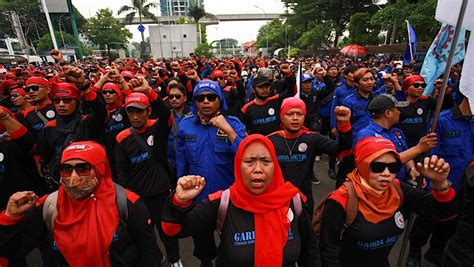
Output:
[169, 94, 183, 100]
[102, 90, 116, 95]
[10, 94, 21, 98]
[52, 98, 75, 104]
[412, 83, 427, 89]
[370, 161, 402, 174]
[194, 94, 218, 102]
[25, 85, 41, 92]
[58, 163, 93, 177]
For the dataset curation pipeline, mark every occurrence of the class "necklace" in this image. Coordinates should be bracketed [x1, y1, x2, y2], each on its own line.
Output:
[283, 132, 300, 158]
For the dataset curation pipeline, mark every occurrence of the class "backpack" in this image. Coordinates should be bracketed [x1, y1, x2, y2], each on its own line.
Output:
[312, 180, 404, 241]
[42, 183, 129, 233]
[215, 188, 303, 234]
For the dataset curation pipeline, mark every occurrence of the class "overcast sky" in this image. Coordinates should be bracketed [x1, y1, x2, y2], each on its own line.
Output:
[72, 0, 286, 44]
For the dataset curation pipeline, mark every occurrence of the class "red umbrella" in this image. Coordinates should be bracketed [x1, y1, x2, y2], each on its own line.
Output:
[340, 44, 368, 57]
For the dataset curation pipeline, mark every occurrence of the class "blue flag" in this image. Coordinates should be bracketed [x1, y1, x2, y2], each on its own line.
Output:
[420, 24, 465, 96]
[403, 21, 417, 65]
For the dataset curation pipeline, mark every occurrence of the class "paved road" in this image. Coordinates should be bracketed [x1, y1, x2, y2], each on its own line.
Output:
[26, 156, 436, 266]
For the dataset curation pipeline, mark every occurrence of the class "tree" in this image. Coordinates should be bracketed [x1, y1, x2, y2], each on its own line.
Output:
[194, 43, 213, 58]
[188, 4, 211, 44]
[118, 0, 158, 43]
[82, 8, 132, 58]
[348, 12, 381, 45]
[34, 31, 90, 55]
[296, 22, 333, 50]
[256, 19, 298, 53]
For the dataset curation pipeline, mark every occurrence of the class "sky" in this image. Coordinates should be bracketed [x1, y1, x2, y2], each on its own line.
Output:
[72, 0, 286, 44]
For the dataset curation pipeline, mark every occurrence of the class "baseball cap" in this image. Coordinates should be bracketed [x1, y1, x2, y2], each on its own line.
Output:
[253, 76, 271, 87]
[368, 94, 409, 114]
[301, 74, 314, 82]
[125, 92, 150, 109]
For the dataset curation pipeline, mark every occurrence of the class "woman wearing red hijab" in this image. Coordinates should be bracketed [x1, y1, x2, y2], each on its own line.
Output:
[319, 137, 458, 266]
[0, 141, 162, 266]
[162, 134, 318, 266]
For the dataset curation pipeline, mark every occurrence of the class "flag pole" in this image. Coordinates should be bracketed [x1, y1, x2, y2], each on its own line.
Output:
[406, 20, 414, 62]
[430, 0, 468, 134]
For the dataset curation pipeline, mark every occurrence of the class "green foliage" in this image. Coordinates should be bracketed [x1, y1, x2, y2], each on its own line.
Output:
[188, 4, 207, 22]
[82, 8, 132, 57]
[348, 12, 381, 45]
[371, 0, 439, 42]
[289, 47, 299, 57]
[296, 22, 332, 50]
[199, 23, 207, 44]
[194, 43, 213, 58]
[35, 31, 74, 52]
[211, 38, 239, 49]
[256, 19, 285, 52]
[176, 17, 188, 24]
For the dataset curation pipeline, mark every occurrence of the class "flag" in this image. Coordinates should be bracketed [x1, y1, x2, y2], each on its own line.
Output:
[420, 24, 465, 96]
[403, 21, 416, 65]
[436, 0, 474, 31]
[295, 62, 301, 98]
[460, 34, 474, 112]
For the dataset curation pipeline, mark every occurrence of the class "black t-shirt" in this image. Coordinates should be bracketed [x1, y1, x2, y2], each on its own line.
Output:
[397, 97, 436, 148]
[241, 94, 282, 136]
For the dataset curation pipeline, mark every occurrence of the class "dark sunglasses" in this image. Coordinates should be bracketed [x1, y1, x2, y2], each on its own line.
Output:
[25, 85, 41, 92]
[169, 94, 183, 100]
[10, 94, 21, 98]
[412, 83, 427, 89]
[102, 90, 116, 95]
[52, 98, 75, 104]
[194, 94, 218, 102]
[370, 161, 402, 174]
[58, 163, 93, 177]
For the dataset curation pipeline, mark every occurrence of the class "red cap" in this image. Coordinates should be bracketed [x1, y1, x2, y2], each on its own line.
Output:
[125, 92, 149, 109]
[50, 83, 81, 100]
[121, 71, 135, 79]
[280, 97, 306, 119]
[402, 75, 424, 90]
[210, 70, 225, 80]
[2, 79, 18, 90]
[5, 73, 16, 80]
[25, 77, 50, 88]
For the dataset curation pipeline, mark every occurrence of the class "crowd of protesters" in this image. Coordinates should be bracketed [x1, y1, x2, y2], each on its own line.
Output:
[0, 48, 471, 267]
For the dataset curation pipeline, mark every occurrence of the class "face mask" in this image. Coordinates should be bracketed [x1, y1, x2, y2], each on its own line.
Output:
[61, 176, 98, 200]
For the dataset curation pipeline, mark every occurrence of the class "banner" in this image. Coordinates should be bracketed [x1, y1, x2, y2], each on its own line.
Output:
[420, 24, 465, 96]
[436, 0, 474, 30]
[295, 62, 301, 98]
[460, 34, 474, 112]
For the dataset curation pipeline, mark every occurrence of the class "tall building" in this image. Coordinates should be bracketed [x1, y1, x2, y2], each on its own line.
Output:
[160, 0, 204, 17]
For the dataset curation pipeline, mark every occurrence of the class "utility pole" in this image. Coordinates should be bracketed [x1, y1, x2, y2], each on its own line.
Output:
[40, 0, 58, 50]
[66, 0, 83, 60]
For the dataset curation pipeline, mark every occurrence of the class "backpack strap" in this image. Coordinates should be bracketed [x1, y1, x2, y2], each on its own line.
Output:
[114, 183, 129, 227]
[35, 108, 49, 125]
[42, 191, 58, 233]
[341, 181, 359, 240]
[216, 189, 230, 235]
[292, 193, 302, 218]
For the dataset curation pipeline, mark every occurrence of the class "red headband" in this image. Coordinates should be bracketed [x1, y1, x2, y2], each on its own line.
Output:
[280, 97, 306, 119]
[402, 75, 424, 90]
[51, 83, 81, 100]
[25, 77, 50, 88]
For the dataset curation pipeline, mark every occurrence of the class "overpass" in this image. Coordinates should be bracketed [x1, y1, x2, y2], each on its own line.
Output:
[117, 13, 283, 25]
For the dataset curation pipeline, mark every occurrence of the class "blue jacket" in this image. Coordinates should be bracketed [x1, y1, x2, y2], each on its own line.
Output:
[341, 91, 373, 134]
[355, 121, 409, 181]
[330, 84, 356, 128]
[431, 107, 474, 190]
[167, 108, 192, 169]
[176, 114, 247, 200]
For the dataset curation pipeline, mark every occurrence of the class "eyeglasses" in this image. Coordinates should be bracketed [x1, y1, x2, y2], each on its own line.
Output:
[194, 94, 218, 102]
[169, 94, 183, 100]
[412, 83, 427, 89]
[52, 98, 75, 104]
[102, 90, 116, 95]
[370, 161, 402, 174]
[25, 85, 41, 92]
[58, 163, 93, 177]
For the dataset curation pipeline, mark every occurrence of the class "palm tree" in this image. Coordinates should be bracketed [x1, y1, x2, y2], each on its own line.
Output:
[188, 4, 211, 44]
[118, 0, 158, 45]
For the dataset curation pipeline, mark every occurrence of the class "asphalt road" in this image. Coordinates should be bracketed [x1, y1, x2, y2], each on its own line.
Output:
[26, 156, 437, 266]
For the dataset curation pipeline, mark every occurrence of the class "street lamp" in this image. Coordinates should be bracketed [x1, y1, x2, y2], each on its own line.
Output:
[254, 5, 269, 54]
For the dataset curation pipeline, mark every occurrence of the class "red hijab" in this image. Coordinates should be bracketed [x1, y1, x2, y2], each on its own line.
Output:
[53, 141, 119, 267]
[229, 134, 304, 267]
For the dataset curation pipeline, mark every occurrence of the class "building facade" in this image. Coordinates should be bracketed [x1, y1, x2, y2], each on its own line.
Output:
[160, 0, 204, 17]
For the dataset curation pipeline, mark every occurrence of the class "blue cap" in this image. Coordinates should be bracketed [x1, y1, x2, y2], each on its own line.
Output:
[301, 74, 314, 82]
[192, 80, 228, 112]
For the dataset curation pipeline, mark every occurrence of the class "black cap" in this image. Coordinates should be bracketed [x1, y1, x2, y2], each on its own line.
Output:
[368, 94, 409, 114]
[253, 76, 271, 87]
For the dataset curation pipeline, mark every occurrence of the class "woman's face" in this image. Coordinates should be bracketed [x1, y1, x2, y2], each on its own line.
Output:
[240, 142, 275, 195]
[358, 72, 376, 92]
[59, 159, 98, 200]
[364, 153, 398, 193]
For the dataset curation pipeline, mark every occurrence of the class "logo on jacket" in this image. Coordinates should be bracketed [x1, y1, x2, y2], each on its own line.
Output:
[268, 108, 275, 115]
[147, 135, 154, 146]
[394, 211, 405, 229]
[0, 153, 4, 162]
[298, 143, 308, 152]
[417, 108, 423, 115]
[46, 110, 55, 119]
[113, 114, 123, 122]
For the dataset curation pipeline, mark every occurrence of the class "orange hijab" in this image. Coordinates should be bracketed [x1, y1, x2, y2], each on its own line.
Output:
[229, 134, 304, 267]
[350, 137, 402, 224]
[53, 141, 119, 267]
